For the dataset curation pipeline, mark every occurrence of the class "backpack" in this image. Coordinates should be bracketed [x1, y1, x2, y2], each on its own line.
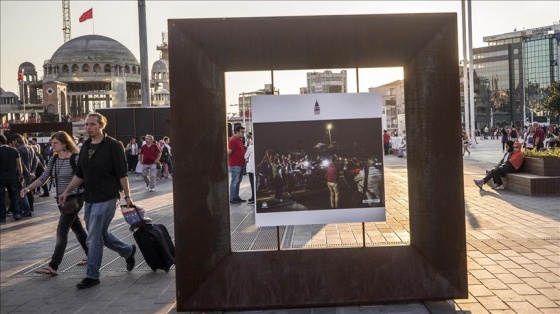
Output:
[49, 153, 85, 192]
[511, 130, 517, 138]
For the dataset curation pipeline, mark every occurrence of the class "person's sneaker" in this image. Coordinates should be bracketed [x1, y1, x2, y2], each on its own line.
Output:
[236, 198, 246, 203]
[126, 245, 136, 271]
[279, 199, 283, 202]
[39, 194, 50, 197]
[473, 179, 484, 189]
[230, 199, 240, 204]
[247, 199, 255, 204]
[149, 188, 155, 192]
[13, 214, 22, 221]
[493, 185, 505, 190]
[76, 278, 100, 289]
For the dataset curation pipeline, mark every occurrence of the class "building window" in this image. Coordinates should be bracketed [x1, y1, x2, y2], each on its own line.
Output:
[104, 64, 111, 73]
[72, 64, 79, 73]
[93, 64, 101, 72]
[83, 64, 90, 72]
[62, 65, 69, 73]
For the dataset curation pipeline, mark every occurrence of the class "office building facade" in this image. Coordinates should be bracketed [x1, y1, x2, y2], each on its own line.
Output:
[472, 23, 560, 128]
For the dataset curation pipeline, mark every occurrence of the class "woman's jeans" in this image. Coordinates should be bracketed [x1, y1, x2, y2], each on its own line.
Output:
[49, 209, 88, 270]
[84, 199, 133, 279]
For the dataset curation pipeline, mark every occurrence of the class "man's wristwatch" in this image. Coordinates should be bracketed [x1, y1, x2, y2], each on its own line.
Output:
[124, 196, 131, 199]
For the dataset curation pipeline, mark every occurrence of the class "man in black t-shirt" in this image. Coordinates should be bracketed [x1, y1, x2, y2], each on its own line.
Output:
[0, 135, 24, 221]
[60, 113, 136, 289]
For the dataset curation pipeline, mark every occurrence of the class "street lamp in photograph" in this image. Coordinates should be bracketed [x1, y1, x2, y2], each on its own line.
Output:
[327, 123, 332, 145]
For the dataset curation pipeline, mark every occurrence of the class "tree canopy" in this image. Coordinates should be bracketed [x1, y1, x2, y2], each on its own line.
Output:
[542, 80, 560, 117]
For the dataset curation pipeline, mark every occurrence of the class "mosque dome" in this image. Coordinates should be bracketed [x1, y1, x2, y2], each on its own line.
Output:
[49, 35, 138, 64]
[0, 91, 18, 98]
[0, 87, 5, 95]
[18, 62, 36, 73]
[151, 59, 168, 72]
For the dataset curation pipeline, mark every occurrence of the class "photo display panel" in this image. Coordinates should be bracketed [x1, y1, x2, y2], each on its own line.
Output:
[251, 93, 386, 226]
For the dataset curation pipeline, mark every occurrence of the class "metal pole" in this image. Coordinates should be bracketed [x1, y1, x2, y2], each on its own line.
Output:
[468, 0, 477, 144]
[22, 81, 27, 121]
[138, 0, 151, 107]
[461, 0, 470, 134]
[242, 92, 246, 127]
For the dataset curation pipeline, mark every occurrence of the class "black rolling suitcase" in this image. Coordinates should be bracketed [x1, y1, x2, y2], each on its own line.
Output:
[133, 224, 175, 272]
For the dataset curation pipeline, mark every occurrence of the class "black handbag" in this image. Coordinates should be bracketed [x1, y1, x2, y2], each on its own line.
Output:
[59, 194, 81, 215]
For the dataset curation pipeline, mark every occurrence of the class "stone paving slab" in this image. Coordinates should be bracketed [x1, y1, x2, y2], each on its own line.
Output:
[1, 139, 559, 313]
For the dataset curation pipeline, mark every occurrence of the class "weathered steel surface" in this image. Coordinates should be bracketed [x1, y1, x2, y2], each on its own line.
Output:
[168, 13, 466, 311]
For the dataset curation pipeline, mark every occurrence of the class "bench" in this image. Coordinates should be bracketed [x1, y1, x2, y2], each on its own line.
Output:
[503, 173, 560, 196]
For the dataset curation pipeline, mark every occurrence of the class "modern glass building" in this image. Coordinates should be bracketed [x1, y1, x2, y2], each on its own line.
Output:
[472, 23, 560, 128]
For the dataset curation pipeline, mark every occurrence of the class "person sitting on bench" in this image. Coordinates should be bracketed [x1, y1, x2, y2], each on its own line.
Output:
[473, 140, 524, 190]
[398, 133, 407, 158]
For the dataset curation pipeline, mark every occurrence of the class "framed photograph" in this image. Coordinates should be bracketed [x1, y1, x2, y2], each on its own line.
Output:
[251, 93, 386, 226]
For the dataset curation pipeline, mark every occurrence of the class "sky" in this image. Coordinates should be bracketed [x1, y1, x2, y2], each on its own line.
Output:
[1, 1, 559, 113]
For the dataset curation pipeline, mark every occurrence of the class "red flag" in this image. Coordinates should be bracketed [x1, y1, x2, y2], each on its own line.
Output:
[17, 68, 24, 81]
[79, 8, 93, 23]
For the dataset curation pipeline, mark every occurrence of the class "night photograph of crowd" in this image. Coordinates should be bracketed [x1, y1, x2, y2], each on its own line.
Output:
[253, 118, 384, 214]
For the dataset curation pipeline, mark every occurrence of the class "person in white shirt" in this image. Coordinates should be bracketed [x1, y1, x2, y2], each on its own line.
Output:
[125, 138, 139, 172]
[244, 141, 255, 204]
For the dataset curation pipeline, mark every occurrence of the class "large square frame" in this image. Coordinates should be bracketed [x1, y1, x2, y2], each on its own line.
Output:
[168, 14, 467, 311]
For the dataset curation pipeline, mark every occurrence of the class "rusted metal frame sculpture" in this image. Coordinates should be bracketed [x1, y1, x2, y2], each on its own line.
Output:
[168, 13, 467, 311]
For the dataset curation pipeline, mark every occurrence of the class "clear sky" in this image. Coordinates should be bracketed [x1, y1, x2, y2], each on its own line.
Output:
[1, 1, 559, 113]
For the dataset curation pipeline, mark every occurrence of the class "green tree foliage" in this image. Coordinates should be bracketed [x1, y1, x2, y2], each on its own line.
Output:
[542, 80, 560, 117]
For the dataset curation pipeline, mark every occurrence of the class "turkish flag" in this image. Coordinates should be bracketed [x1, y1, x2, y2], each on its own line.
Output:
[17, 69, 24, 81]
[79, 8, 93, 22]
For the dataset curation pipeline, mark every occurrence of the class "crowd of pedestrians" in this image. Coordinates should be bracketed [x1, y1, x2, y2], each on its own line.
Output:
[0, 132, 173, 224]
[478, 123, 559, 151]
[0, 113, 146, 289]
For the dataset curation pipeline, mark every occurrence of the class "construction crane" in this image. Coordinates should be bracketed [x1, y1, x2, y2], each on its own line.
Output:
[62, 0, 71, 42]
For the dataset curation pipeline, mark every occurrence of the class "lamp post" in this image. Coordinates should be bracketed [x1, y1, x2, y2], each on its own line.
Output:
[327, 123, 332, 145]
[242, 92, 246, 128]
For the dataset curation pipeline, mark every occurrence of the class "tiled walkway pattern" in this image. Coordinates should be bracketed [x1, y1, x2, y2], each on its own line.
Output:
[0, 139, 558, 313]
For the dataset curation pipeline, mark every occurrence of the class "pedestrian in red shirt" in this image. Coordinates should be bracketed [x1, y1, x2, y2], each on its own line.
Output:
[139, 135, 162, 192]
[532, 122, 546, 151]
[228, 126, 246, 204]
[383, 130, 391, 155]
[326, 156, 340, 209]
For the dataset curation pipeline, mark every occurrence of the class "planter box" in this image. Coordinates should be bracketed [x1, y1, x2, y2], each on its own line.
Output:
[520, 157, 560, 176]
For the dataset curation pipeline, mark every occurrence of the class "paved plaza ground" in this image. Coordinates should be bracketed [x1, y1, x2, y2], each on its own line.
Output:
[0, 138, 558, 313]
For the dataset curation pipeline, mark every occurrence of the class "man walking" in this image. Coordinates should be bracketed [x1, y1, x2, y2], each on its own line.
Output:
[60, 113, 136, 289]
[10, 133, 36, 216]
[383, 130, 391, 155]
[138, 134, 161, 192]
[228, 125, 246, 204]
[0, 135, 24, 222]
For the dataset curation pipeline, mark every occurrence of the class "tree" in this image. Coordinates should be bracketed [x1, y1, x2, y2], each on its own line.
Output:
[542, 80, 560, 117]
